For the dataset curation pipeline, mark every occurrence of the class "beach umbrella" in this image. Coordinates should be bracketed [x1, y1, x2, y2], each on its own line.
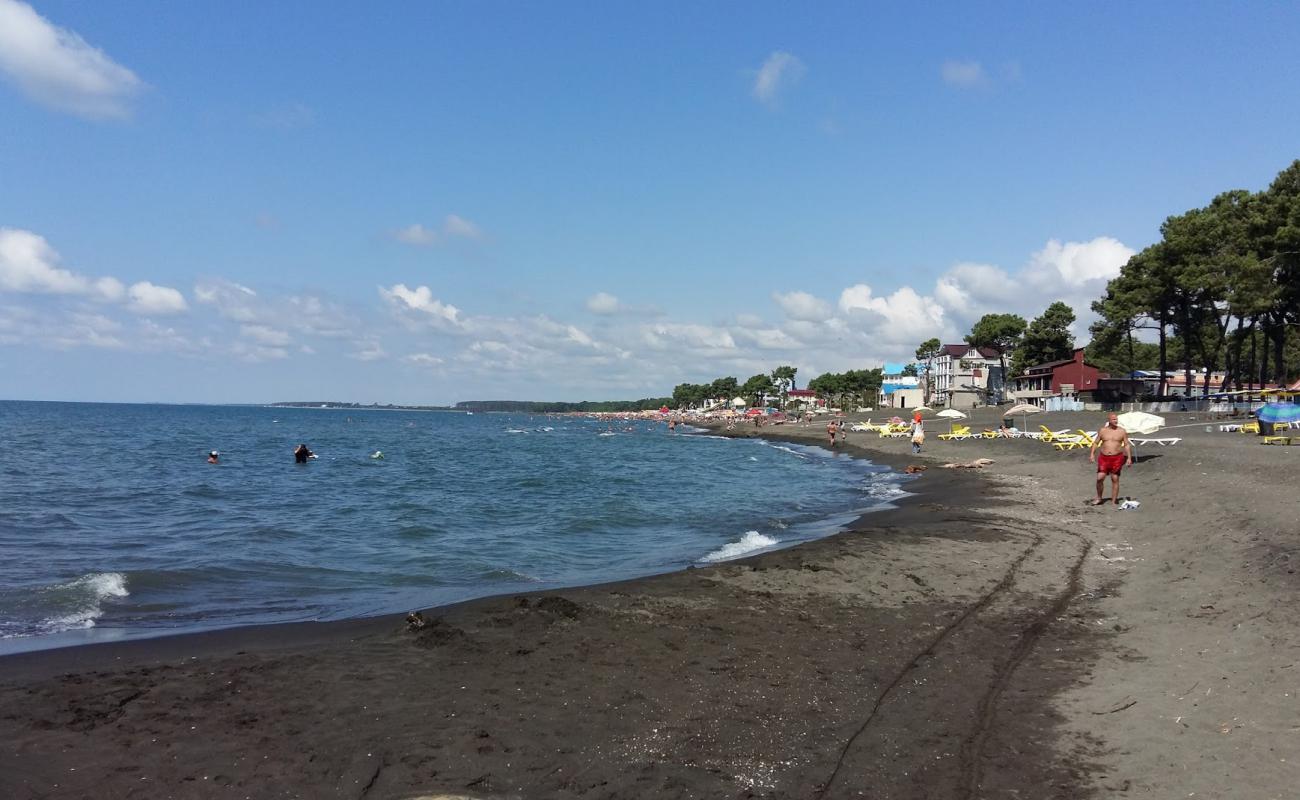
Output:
[1257, 402, 1300, 428]
[1116, 411, 1165, 435]
[1002, 403, 1041, 416]
[1002, 402, 1042, 430]
[936, 409, 967, 419]
[911, 405, 933, 414]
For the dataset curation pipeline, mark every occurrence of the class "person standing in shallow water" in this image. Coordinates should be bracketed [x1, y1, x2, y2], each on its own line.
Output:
[1089, 413, 1133, 505]
[294, 444, 313, 464]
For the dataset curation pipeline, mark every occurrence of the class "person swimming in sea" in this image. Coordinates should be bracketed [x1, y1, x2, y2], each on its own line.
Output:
[207, 450, 220, 464]
[294, 443, 314, 463]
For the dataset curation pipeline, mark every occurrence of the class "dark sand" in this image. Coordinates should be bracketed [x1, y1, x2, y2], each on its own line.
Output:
[2, 411, 1297, 799]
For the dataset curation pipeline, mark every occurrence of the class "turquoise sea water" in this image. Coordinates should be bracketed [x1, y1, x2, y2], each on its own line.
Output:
[0, 401, 910, 652]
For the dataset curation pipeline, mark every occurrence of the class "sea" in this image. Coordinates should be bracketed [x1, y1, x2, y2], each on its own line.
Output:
[0, 401, 912, 654]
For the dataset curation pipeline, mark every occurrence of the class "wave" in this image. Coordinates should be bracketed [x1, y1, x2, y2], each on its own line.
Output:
[861, 475, 911, 502]
[41, 572, 129, 633]
[701, 531, 778, 563]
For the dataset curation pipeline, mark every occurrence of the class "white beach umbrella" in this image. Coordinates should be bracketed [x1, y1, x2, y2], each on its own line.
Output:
[1116, 411, 1165, 435]
[1002, 402, 1043, 430]
[1002, 403, 1042, 416]
[936, 409, 967, 419]
[911, 405, 933, 414]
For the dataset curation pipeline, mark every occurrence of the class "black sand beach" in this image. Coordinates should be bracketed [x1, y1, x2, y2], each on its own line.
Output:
[2, 411, 1297, 799]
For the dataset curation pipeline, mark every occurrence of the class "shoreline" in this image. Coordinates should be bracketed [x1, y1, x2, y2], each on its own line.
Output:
[3, 410, 1297, 798]
[0, 428, 927, 675]
[1, 427, 910, 662]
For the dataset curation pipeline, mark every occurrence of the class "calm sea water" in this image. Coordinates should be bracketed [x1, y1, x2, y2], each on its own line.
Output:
[0, 401, 910, 653]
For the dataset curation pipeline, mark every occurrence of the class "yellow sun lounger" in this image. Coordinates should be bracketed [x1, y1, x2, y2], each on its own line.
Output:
[1263, 435, 1295, 445]
[1053, 430, 1097, 451]
[1038, 425, 1073, 443]
[938, 425, 973, 441]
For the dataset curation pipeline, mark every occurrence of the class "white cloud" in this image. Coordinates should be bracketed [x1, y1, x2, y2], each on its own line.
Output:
[586, 291, 621, 315]
[641, 323, 736, 354]
[940, 60, 987, 89]
[240, 324, 290, 346]
[751, 51, 805, 107]
[1024, 237, 1135, 289]
[932, 262, 1016, 318]
[352, 341, 387, 361]
[772, 290, 833, 322]
[392, 224, 437, 246]
[126, 281, 187, 315]
[733, 327, 801, 350]
[378, 283, 464, 330]
[442, 214, 482, 239]
[838, 284, 952, 347]
[0, 0, 143, 119]
[196, 280, 354, 339]
[231, 341, 288, 363]
[403, 353, 443, 366]
[391, 215, 484, 247]
[1, 227, 125, 301]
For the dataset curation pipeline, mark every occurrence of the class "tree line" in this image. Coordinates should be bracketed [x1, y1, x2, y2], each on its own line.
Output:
[1089, 160, 1300, 394]
[907, 159, 1300, 400]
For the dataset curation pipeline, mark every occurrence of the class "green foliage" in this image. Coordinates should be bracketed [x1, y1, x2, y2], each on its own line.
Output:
[710, 376, 739, 403]
[1012, 302, 1075, 375]
[914, 337, 942, 403]
[741, 373, 776, 406]
[1091, 160, 1300, 393]
[900, 363, 919, 377]
[807, 368, 883, 409]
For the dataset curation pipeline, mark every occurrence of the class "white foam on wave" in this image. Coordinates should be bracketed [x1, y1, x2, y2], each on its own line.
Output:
[768, 444, 811, 459]
[701, 531, 779, 563]
[862, 476, 910, 502]
[42, 572, 129, 633]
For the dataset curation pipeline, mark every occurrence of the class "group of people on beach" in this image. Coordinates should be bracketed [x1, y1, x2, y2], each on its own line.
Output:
[817, 408, 1137, 507]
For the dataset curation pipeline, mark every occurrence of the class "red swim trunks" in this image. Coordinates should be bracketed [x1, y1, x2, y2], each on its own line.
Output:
[1096, 453, 1126, 475]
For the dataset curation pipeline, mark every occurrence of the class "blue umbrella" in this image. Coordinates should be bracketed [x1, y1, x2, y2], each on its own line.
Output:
[1257, 402, 1300, 425]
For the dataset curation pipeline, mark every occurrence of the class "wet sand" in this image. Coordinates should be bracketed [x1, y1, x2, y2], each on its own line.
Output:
[2, 411, 1297, 799]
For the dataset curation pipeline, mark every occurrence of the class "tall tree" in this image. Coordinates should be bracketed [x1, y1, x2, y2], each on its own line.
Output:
[709, 376, 739, 406]
[770, 365, 798, 408]
[968, 313, 1026, 401]
[741, 373, 775, 407]
[1013, 302, 1076, 375]
[914, 338, 942, 405]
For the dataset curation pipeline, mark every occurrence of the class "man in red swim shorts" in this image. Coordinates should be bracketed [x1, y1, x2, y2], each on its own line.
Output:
[1088, 413, 1133, 506]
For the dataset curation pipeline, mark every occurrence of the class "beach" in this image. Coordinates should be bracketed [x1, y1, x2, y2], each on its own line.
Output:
[2, 411, 1297, 799]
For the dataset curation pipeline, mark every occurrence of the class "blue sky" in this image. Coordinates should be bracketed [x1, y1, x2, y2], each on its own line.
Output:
[2, 1, 1298, 404]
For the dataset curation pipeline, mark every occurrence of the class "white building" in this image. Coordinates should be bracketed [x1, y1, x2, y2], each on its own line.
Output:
[932, 343, 1003, 408]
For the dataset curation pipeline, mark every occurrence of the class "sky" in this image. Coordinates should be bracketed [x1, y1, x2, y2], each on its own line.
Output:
[1, 1, 1298, 404]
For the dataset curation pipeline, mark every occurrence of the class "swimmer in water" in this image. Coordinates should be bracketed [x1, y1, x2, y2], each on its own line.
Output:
[207, 450, 220, 464]
[294, 443, 313, 463]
